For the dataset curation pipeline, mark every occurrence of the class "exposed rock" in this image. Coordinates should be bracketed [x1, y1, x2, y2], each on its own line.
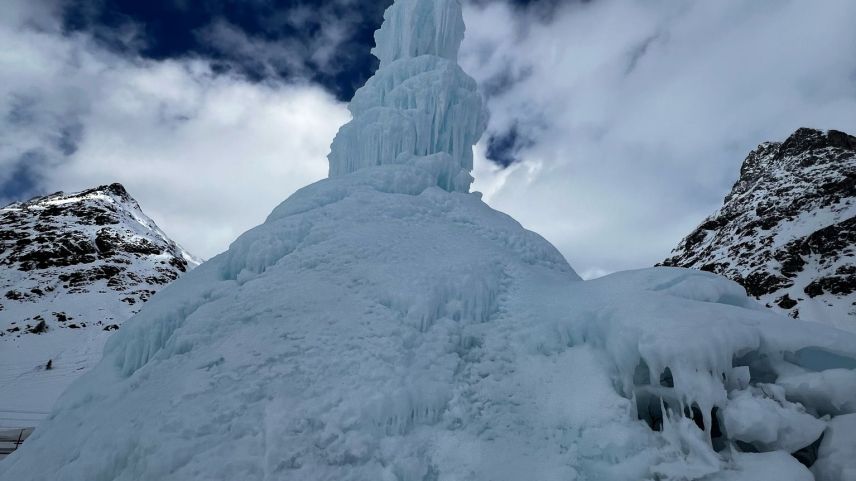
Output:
[0, 183, 201, 337]
[662, 128, 856, 331]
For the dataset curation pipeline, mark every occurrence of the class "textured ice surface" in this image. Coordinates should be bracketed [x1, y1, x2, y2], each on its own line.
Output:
[776, 368, 856, 416]
[812, 414, 856, 481]
[372, 0, 464, 67]
[327, 0, 486, 193]
[707, 451, 813, 481]
[3, 1, 856, 479]
[722, 386, 826, 452]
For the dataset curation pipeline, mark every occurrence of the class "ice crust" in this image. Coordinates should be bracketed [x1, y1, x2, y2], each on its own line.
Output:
[3, 1, 856, 480]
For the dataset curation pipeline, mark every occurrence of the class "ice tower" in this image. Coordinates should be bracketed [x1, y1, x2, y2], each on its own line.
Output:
[327, 0, 487, 193]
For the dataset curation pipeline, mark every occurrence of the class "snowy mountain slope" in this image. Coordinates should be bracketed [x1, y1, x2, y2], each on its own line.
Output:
[662, 128, 856, 331]
[0, 183, 199, 424]
[3, 1, 856, 480]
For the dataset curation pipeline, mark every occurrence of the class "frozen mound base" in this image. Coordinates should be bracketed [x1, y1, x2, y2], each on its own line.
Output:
[2, 165, 856, 481]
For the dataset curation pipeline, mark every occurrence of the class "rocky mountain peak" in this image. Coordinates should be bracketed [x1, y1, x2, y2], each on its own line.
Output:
[0, 183, 200, 336]
[663, 127, 856, 331]
[778, 127, 856, 158]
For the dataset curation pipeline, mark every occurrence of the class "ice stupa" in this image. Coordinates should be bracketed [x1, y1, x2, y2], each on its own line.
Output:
[327, 0, 486, 193]
[3, 1, 856, 480]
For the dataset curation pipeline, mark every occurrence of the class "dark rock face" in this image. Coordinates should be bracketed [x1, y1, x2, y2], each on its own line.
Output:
[0, 183, 200, 338]
[662, 128, 856, 329]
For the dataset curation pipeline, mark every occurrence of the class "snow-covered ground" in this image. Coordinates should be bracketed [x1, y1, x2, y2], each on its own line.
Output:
[0, 329, 108, 426]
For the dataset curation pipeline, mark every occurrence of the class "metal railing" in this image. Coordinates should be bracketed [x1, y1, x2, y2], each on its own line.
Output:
[0, 409, 45, 459]
[0, 427, 34, 458]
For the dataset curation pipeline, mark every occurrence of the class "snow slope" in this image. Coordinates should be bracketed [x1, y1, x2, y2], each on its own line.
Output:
[3, 1, 856, 480]
[662, 128, 856, 331]
[0, 183, 199, 426]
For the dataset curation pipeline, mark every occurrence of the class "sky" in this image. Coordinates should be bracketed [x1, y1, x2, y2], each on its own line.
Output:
[2, 0, 855, 279]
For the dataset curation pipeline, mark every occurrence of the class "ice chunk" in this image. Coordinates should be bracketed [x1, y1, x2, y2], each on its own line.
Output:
[812, 414, 856, 481]
[777, 368, 856, 416]
[653, 415, 722, 479]
[708, 451, 813, 481]
[722, 385, 826, 452]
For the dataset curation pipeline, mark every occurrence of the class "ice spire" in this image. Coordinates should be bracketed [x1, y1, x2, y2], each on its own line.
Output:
[327, 0, 487, 193]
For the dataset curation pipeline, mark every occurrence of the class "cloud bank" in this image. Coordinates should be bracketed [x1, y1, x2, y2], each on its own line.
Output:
[462, 0, 856, 277]
[1, 0, 348, 258]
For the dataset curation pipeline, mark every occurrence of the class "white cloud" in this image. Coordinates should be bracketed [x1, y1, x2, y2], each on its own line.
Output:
[0, 2, 349, 259]
[51, 62, 347, 258]
[463, 0, 856, 277]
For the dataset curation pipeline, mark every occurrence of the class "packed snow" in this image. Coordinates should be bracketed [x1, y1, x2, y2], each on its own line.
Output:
[3, 0, 856, 479]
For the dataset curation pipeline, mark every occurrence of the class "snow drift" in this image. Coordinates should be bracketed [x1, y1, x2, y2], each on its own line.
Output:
[3, 0, 856, 480]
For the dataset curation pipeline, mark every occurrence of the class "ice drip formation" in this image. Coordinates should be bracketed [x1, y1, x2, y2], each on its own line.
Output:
[327, 0, 486, 193]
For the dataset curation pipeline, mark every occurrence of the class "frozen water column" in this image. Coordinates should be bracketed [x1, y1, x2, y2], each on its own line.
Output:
[327, 0, 488, 193]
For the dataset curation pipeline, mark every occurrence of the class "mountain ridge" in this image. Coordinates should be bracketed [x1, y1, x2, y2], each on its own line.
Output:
[662, 127, 856, 330]
[0, 182, 199, 424]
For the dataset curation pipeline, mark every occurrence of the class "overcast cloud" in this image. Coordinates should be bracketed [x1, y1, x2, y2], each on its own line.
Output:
[463, 0, 856, 277]
[1, 0, 346, 256]
[1, 0, 855, 276]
